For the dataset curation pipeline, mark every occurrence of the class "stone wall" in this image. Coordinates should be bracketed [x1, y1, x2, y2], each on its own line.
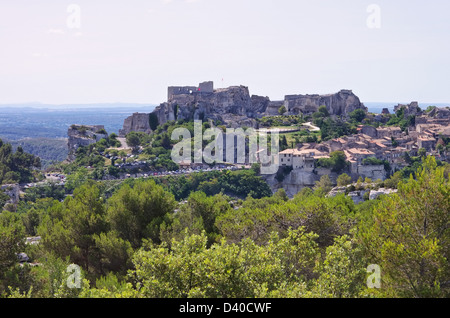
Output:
[199, 81, 214, 93]
[354, 164, 386, 181]
[264, 101, 285, 116]
[119, 113, 152, 137]
[168, 86, 198, 100]
[67, 125, 108, 161]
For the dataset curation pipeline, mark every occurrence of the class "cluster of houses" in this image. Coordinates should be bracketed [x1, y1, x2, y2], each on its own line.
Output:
[279, 106, 450, 181]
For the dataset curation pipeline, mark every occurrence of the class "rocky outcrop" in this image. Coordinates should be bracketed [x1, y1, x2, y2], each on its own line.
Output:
[1, 184, 20, 205]
[265, 169, 329, 198]
[369, 188, 398, 200]
[328, 184, 398, 204]
[120, 82, 368, 136]
[264, 101, 285, 116]
[67, 125, 108, 161]
[119, 113, 152, 137]
[285, 89, 367, 117]
[353, 165, 387, 181]
[153, 86, 258, 128]
[394, 101, 422, 118]
[427, 107, 450, 119]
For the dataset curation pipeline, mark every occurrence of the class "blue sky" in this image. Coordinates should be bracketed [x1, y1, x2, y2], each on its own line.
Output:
[0, 0, 449, 105]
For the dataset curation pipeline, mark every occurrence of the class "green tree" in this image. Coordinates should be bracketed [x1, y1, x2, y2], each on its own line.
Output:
[92, 232, 134, 277]
[418, 147, 427, 158]
[161, 192, 231, 245]
[65, 167, 89, 192]
[273, 188, 289, 202]
[149, 113, 159, 131]
[161, 133, 171, 150]
[359, 157, 450, 297]
[0, 139, 41, 184]
[314, 175, 333, 194]
[318, 105, 330, 117]
[38, 184, 107, 275]
[128, 228, 320, 298]
[318, 151, 348, 174]
[106, 179, 177, 248]
[337, 173, 352, 187]
[0, 212, 25, 288]
[312, 236, 366, 298]
[126, 132, 141, 153]
[251, 163, 261, 175]
[350, 109, 367, 123]
[278, 105, 287, 116]
[383, 171, 403, 189]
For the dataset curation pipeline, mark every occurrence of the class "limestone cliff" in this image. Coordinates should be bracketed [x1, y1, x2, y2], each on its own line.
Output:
[67, 125, 108, 161]
[119, 113, 151, 137]
[119, 82, 368, 136]
[264, 168, 338, 198]
[155, 85, 258, 128]
[285, 89, 367, 117]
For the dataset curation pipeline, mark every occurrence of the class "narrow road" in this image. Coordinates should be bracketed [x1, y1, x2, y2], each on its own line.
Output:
[302, 122, 321, 132]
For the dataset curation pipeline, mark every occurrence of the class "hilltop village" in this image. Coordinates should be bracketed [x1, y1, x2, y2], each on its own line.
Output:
[280, 103, 450, 179]
[65, 81, 450, 198]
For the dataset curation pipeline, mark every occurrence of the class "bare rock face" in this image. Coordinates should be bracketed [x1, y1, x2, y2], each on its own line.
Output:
[1, 184, 20, 205]
[67, 125, 108, 161]
[369, 188, 398, 200]
[394, 101, 422, 118]
[119, 113, 152, 137]
[119, 83, 368, 136]
[427, 107, 450, 119]
[265, 170, 319, 198]
[151, 85, 260, 128]
[264, 101, 285, 116]
[250, 95, 270, 118]
[285, 89, 367, 117]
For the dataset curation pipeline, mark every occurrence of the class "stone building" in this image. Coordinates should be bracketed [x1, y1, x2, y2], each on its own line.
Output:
[418, 135, 437, 152]
[279, 148, 329, 172]
[167, 81, 214, 101]
[376, 127, 403, 139]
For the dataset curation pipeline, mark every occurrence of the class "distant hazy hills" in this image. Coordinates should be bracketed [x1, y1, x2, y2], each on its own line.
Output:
[0, 104, 155, 167]
[0, 102, 155, 110]
[0, 104, 156, 140]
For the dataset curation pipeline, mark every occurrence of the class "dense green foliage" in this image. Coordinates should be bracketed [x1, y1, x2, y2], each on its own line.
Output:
[0, 139, 41, 184]
[0, 156, 449, 299]
[312, 116, 357, 141]
[9, 138, 68, 169]
[386, 107, 417, 131]
[349, 109, 367, 123]
[317, 151, 349, 173]
[257, 115, 305, 128]
[127, 169, 273, 201]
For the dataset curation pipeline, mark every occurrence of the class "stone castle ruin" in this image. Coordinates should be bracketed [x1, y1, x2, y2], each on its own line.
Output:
[167, 81, 214, 100]
[119, 81, 368, 137]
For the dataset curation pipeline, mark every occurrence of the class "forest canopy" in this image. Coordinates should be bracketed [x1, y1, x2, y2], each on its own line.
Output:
[0, 156, 448, 299]
[0, 139, 41, 185]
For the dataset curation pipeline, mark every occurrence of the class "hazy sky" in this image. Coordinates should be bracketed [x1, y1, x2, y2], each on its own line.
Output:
[0, 0, 449, 105]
